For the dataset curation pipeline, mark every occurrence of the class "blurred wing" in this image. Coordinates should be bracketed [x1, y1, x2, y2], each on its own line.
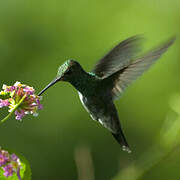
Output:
[111, 37, 175, 100]
[92, 35, 143, 78]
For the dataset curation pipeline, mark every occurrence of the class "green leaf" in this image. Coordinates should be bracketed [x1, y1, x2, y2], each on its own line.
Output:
[19, 153, 32, 180]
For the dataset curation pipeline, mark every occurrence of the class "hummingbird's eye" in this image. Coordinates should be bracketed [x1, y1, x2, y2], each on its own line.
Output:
[66, 69, 72, 75]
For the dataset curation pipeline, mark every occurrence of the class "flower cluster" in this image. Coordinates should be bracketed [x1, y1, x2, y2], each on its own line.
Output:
[0, 148, 21, 179]
[0, 81, 43, 120]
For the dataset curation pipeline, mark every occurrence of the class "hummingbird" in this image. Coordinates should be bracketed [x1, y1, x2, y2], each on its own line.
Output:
[38, 35, 175, 153]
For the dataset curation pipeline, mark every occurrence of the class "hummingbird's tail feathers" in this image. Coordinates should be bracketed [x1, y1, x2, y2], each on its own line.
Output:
[112, 132, 131, 153]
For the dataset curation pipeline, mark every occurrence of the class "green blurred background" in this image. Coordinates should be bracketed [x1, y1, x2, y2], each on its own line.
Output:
[0, 0, 179, 179]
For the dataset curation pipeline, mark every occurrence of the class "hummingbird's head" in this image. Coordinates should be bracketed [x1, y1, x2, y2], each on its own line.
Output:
[56, 59, 82, 81]
[38, 59, 83, 96]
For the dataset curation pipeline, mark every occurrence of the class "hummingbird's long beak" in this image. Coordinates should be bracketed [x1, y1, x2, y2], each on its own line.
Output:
[38, 78, 59, 96]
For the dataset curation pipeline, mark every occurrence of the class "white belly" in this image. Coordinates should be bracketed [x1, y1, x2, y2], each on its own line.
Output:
[78, 91, 97, 121]
[78, 91, 89, 113]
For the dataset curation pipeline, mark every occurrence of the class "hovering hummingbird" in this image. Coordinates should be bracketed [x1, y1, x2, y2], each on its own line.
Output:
[38, 35, 175, 153]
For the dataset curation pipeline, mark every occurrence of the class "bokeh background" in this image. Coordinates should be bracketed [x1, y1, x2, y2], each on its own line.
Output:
[0, 0, 180, 179]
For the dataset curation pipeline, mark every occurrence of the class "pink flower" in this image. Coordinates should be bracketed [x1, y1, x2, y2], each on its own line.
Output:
[23, 86, 35, 95]
[37, 99, 43, 110]
[0, 81, 43, 121]
[3, 85, 16, 92]
[0, 154, 9, 166]
[3, 164, 13, 177]
[0, 99, 9, 108]
[0, 150, 10, 166]
[15, 110, 25, 121]
[11, 154, 18, 161]
[0, 148, 22, 179]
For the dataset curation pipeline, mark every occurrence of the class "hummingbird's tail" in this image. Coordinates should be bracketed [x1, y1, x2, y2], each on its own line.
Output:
[112, 131, 131, 153]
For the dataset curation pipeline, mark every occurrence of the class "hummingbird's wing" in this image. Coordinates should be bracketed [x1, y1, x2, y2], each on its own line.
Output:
[92, 35, 143, 78]
[111, 37, 175, 100]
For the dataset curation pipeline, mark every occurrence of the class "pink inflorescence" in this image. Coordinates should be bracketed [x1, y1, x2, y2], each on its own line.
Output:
[0, 81, 43, 120]
[0, 148, 22, 179]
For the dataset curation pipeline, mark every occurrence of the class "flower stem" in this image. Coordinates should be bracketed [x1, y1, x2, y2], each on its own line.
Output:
[17, 167, 22, 180]
[0, 95, 27, 125]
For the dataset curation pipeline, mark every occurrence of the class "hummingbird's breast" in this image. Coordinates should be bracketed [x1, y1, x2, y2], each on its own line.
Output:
[78, 90, 120, 133]
[78, 91, 105, 121]
[74, 72, 116, 128]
